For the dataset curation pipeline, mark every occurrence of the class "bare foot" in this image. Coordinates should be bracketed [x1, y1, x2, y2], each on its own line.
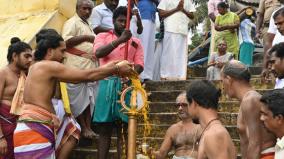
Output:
[81, 129, 96, 139]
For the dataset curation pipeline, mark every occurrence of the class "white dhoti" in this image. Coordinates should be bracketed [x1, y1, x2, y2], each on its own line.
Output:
[160, 31, 188, 80]
[172, 155, 194, 159]
[140, 19, 156, 80]
[67, 82, 98, 117]
[152, 41, 163, 81]
[206, 66, 221, 80]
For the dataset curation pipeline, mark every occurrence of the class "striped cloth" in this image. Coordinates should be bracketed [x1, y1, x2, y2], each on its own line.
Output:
[13, 122, 56, 159]
[52, 99, 80, 155]
[13, 104, 59, 159]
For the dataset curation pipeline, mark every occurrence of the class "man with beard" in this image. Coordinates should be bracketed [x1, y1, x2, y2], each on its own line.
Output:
[93, 6, 144, 159]
[90, 0, 119, 34]
[62, 0, 97, 138]
[260, 89, 284, 158]
[269, 43, 284, 89]
[263, 1, 284, 78]
[154, 92, 202, 159]
[12, 30, 134, 158]
[221, 60, 276, 159]
[0, 38, 33, 159]
[185, 80, 235, 159]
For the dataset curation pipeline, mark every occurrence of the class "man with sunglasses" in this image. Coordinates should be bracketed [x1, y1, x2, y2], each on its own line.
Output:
[154, 92, 201, 159]
[221, 60, 276, 159]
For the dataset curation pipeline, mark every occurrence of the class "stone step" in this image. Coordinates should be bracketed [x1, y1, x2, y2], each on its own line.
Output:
[145, 78, 274, 91]
[148, 89, 271, 103]
[136, 124, 239, 140]
[148, 101, 240, 113]
[137, 112, 238, 126]
[71, 148, 117, 159]
[187, 66, 262, 78]
[71, 137, 241, 159]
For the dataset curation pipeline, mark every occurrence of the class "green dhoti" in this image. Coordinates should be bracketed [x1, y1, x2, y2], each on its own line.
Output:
[93, 77, 130, 123]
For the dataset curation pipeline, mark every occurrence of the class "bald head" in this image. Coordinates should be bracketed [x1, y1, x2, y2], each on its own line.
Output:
[222, 60, 251, 82]
[176, 91, 186, 102]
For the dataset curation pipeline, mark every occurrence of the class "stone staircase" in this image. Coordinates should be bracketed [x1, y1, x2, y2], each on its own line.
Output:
[71, 66, 274, 159]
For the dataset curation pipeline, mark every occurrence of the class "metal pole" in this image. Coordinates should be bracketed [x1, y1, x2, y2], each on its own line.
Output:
[127, 114, 137, 159]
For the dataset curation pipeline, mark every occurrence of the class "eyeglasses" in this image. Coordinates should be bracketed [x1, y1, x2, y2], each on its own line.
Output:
[174, 103, 188, 108]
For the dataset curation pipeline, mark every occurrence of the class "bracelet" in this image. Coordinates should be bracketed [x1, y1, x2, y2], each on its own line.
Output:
[111, 41, 116, 49]
[115, 64, 120, 76]
[0, 134, 4, 140]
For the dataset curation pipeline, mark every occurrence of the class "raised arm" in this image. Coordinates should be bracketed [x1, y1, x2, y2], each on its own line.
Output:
[95, 30, 132, 58]
[45, 60, 133, 83]
[133, 9, 143, 34]
[158, 0, 183, 19]
[0, 70, 8, 156]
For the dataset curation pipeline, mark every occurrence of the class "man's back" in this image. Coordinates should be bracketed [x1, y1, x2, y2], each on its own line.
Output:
[238, 90, 276, 158]
[198, 122, 236, 159]
[24, 61, 58, 113]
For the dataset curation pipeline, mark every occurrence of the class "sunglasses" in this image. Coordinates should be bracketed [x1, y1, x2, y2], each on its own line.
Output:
[174, 103, 188, 108]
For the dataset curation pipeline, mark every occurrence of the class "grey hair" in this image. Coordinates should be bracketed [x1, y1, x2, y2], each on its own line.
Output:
[76, 0, 94, 9]
[222, 60, 251, 82]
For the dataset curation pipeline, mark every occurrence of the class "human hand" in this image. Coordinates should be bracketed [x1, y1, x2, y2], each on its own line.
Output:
[118, 30, 132, 43]
[261, 68, 272, 84]
[176, 0, 184, 11]
[256, 30, 262, 39]
[132, 9, 139, 16]
[0, 138, 8, 156]
[115, 60, 136, 77]
[85, 35, 95, 43]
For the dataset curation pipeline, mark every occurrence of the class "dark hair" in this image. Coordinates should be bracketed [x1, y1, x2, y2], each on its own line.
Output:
[113, 6, 130, 20]
[273, 7, 284, 20]
[222, 61, 251, 82]
[36, 29, 59, 43]
[34, 29, 64, 61]
[260, 89, 284, 117]
[269, 42, 284, 58]
[217, 2, 229, 9]
[7, 37, 32, 63]
[186, 80, 221, 110]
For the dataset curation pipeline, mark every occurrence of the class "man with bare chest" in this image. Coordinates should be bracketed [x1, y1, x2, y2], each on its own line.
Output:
[12, 30, 134, 159]
[221, 60, 276, 159]
[154, 92, 202, 159]
[186, 80, 236, 159]
[0, 38, 33, 159]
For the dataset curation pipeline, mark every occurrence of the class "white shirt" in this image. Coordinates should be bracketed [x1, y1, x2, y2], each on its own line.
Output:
[267, 6, 284, 46]
[158, 0, 196, 35]
[90, 3, 114, 29]
[275, 78, 284, 89]
[275, 136, 284, 159]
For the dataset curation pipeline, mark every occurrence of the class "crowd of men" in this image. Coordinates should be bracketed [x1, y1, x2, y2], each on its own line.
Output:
[2, 0, 284, 158]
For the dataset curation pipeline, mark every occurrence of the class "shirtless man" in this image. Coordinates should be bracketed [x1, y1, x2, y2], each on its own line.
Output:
[0, 38, 33, 159]
[186, 80, 236, 159]
[12, 30, 134, 158]
[221, 60, 276, 159]
[154, 92, 202, 159]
